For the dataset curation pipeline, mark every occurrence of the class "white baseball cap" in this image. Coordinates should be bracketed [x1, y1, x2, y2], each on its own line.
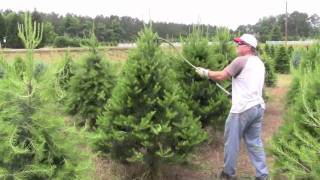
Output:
[233, 34, 257, 48]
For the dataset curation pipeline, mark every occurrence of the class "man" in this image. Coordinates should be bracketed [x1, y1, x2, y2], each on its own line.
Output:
[196, 34, 268, 180]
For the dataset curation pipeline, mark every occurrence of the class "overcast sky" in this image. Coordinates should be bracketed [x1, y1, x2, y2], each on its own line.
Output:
[2, 0, 320, 30]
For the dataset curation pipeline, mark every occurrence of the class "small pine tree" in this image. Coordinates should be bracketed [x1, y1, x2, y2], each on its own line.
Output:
[300, 43, 320, 71]
[270, 45, 275, 59]
[12, 56, 47, 81]
[212, 27, 237, 63]
[55, 51, 75, 100]
[287, 46, 294, 58]
[256, 45, 264, 55]
[291, 49, 303, 69]
[66, 27, 116, 129]
[13, 56, 26, 80]
[285, 71, 301, 106]
[33, 60, 48, 80]
[0, 54, 7, 79]
[261, 53, 277, 87]
[95, 27, 207, 179]
[264, 44, 270, 56]
[275, 45, 290, 73]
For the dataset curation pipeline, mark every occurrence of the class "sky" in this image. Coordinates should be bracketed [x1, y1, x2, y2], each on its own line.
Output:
[2, 0, 320, 30]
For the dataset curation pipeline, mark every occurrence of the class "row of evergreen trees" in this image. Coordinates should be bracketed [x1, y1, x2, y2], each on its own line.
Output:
[0, 12, 236, 179]
[264, 44, 293, 74]
[270, 44, 320, 179]
[73, 27, 233, 179]
[1, 12, 289, 179]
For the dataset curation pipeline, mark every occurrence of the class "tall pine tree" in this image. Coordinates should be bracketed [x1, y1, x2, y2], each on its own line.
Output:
[0, 12, 92, 180]
[175, 27, 231, 128]
[94, 27, 207, 179]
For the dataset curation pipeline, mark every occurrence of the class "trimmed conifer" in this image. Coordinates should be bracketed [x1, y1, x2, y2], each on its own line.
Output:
[300, 43, 320, 71]
[56, 51, 74, 90]
[55, 51, 75, 101]
[95, 27, 207, 179]
[175, 27, 232, 127]
[264, 44, 270, 56]
[269, 45, 276, 59]
[261, 53, 277, 87]
[287, 46, 294, 58]
[275, 45, 290, 73]
[13, 56, 26, 80]
[66, 27, 116, 129]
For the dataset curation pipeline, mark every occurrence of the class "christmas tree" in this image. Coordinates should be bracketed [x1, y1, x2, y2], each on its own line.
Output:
[261, 53, 277, 87]
[95, 27, 207, 179]
[275, 45, 290, 73]
[176, 27, 231, 127]
[66, 27, 116, 129]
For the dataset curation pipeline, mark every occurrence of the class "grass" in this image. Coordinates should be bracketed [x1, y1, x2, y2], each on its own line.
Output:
[1, 47, 129, 63]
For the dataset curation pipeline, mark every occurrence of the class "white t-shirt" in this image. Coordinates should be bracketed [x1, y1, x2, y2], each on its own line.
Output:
[225, 55, 265, 113]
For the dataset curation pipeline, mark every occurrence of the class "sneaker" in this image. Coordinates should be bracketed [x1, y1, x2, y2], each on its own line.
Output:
[217, 171, 237, 180]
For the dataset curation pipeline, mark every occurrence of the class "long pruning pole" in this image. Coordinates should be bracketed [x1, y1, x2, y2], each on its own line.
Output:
[157, 37, 231, 96]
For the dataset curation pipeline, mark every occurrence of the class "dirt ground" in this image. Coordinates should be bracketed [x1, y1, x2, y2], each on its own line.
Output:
[95, 74, 292, 180]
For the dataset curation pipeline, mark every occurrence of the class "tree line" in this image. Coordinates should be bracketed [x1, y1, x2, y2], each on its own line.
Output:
[235, 11, 320, 42]
[0, 9, 319, 48]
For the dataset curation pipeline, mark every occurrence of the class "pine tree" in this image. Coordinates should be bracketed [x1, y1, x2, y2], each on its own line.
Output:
[287, 46, 294, 58]
[291, 48, 303, 69]
[66, 27, 116, 129]
[55, 51, 75, 101]
[264, 44, 270, 57]
[275, 45, 290, 73]
[0, 12, 92, 180]
[270, 45, 276, 59]
[212, 27, 237, 64]
[175, 27, 231, 127]
[285, 71, 301, 106]
[12, 56, 26, 80]
[300, 43, 320, 71]
[261, 53, 277, 87]
[256, 45, 264, 56]
[95, 27, 207, 179]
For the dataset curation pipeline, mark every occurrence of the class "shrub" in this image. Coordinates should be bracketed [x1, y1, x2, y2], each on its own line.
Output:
[54, 36, 81, 47]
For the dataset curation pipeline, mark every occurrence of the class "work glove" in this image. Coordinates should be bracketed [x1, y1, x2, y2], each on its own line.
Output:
[196, 67, 209, 79]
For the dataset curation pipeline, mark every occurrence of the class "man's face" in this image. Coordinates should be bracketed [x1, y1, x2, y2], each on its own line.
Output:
[236, 42, 251, 56]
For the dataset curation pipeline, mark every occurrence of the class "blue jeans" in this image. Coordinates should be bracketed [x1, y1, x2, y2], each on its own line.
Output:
[223, 104, 268, 178]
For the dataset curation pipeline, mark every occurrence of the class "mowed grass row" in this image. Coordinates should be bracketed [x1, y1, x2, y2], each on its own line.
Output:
[1, 47, 130, 63]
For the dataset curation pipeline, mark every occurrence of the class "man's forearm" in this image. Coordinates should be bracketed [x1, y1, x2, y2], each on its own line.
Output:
[208, 70, 229, 81]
